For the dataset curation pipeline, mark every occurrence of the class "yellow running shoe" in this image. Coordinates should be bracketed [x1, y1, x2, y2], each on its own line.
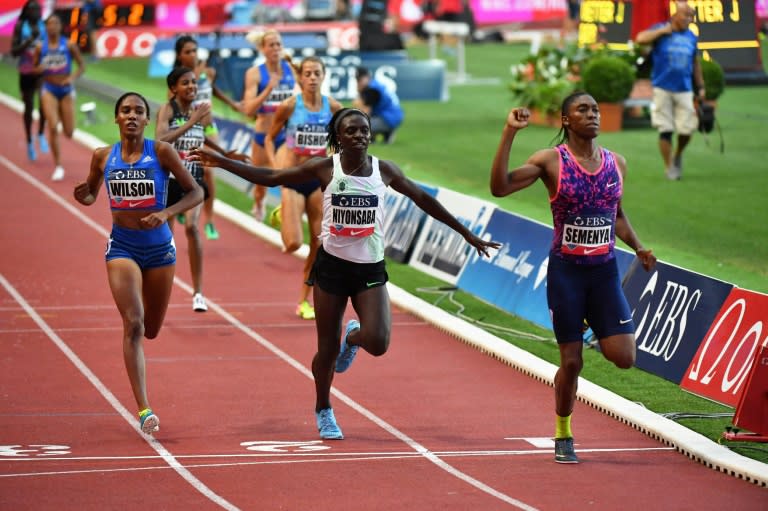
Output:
[296, 301, 315, 320]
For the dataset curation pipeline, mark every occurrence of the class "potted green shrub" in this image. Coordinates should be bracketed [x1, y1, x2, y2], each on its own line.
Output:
[580, 54, 636, 131]
[508, 45, 579, 125]
[701, 58, 725, 102]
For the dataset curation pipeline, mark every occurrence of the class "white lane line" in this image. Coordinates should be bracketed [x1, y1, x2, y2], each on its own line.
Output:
[0, 155, 538, 510]
[0, 275, 239, 511]
[0, 447, 677, 479]
[1, 446, 676, 463]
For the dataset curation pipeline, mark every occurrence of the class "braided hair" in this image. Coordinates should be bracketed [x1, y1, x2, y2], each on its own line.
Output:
[326, 108, 371, 154]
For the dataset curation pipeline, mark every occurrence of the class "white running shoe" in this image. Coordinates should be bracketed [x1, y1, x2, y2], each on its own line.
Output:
[192, 293, 208, 312]
[51, 165, 65, 181]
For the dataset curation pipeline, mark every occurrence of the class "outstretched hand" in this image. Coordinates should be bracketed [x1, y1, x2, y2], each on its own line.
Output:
[467, 235, 501, 258]
[189, 147, 221, 167]
[225, 150, 250, 163]
[636, 248, 657, 272]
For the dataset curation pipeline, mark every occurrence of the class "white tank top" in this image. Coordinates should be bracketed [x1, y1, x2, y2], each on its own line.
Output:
[320, 153, 387, 263]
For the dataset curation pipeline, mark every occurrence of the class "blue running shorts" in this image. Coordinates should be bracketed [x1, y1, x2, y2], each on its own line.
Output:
[105, 223, 176, 269]
[547, 255, 634, 344]
[42, 81, 74, 100]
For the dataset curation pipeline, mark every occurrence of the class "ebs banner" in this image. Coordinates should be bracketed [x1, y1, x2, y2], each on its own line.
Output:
[623, 261, 734, 383]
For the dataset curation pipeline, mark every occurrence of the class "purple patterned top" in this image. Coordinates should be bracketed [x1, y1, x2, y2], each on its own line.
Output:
[550, 144, 622, 265]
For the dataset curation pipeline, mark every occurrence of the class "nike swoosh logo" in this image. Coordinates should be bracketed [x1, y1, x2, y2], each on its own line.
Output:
[583, 248, 599, 254]
[607, 181, 617, 188]
[128, 201, 142, 208]
[619, 319, 632, 325]
[350, 229, 366, 236]
[366, 281, 382, 288]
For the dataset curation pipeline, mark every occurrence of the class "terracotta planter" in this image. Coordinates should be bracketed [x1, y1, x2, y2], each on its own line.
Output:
[530, 104, 624, 131]
[528, 108, 561, 128]
[598, 102, 623, 132]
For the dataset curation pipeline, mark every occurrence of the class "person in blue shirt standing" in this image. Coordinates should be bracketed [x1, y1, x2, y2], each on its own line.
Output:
[353, 66, 404, 144]
[635, 1, 705, 181]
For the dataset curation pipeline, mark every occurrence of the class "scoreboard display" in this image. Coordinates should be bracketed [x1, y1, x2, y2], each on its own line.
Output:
[577, 0, 763, 73]
[54, 2, 155, 53]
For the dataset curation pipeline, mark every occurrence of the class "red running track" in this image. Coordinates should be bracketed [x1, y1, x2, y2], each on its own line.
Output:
[0, 103, 766, 510]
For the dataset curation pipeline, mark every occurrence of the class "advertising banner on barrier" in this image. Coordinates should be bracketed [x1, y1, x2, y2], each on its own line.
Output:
[408, 189, 496, 285]
[681, 288, 768, 407]
[214, 117, 255, 156]
[208, 116, 273, 198]
[382, 184, 438, 264]
[149, 42, 444, 102]
[623, 261, 734, 383]
[457, 208, 637, 330]
[457, 208, 554, 328]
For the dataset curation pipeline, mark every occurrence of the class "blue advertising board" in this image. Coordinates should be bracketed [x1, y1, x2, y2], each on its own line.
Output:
[148, 32, 329, 78]
[149, 38, 445, 102]
[382, 183, 438, 264]
[622, 260, 734, 383]
[458, 209, 554, 329]
[214, 116, 255, 155]
[409, 189, 496, 285]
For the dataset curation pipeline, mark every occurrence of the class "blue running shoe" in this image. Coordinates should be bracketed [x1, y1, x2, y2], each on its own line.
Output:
[27, 142, 36, 161]
[315, 408, 343, 440]
[335, 319, 360, 373]
[554, 437, 578, 464]
[139, 408, 160, 434]
[38, 134, 49, 154]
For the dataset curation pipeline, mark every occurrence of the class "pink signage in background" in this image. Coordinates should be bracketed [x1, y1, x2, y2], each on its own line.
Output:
[0, 0, 27, 36]
[469, 0, 566, 25]
[155, 0, 200, 29]
[390, 0, 566, 27]
[758, 0, 768, 19]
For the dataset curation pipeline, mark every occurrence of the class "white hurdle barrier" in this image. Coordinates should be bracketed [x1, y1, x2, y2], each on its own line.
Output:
[423, 20, 470, 83]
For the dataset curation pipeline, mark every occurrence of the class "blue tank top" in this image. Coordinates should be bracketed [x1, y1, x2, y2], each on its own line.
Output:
[18, 20, 46, 74]
[550, 144, 622, 265]
[286, 94, 332, 157]
[168, 99, 205, 180]
[257, 60, 296, 114]
[40, 36, 71, 77]
[104, 139, 169, 211]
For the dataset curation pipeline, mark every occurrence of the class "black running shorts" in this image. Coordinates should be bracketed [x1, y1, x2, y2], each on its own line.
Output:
[310, 245, 388, 297]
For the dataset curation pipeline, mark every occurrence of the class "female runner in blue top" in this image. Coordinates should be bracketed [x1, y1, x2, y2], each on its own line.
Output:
[33, 13, 85, 181]
[264, 56, 343, 320]
[241, 29, 297, 221]
[73, 92, 203, 435]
